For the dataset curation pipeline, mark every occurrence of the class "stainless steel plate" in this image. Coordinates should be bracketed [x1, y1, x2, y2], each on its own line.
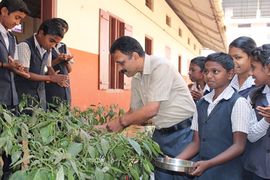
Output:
[154, 156, 195, 173]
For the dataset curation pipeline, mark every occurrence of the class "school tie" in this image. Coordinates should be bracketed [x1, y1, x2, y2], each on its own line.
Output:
[7, 32, 18, 105]
[38, 51, 50, 110]
[7, 32, 16, 57]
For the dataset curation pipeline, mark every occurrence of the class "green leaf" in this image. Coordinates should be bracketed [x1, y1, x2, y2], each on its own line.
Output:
[12, 155, 34, 167]
[100, 138, 109, 156]
[69, 160, 79, 178]
[3, 112, 12, 125]
[143, 160, 152, 174]
[152, 141, 162, 154]
[142, 172, 149, 180]
[128, 139, 142, 156]
[130, 168, 140, 180]
[94, 168, 104, 180]
[67, 169, 75, 180]
[87, 145, 96, 158]
[109, 166, 124, 174]
[9, 170, 27, 180]
[104, 173, 114, 180]
[56, 165, 64, 180]
[31, 120, 52, 130]
[5, 140, 13, 154]
[0, 137, 7, 149]
[67, 143, 83, 157]
[32, 169, 50, 180]
[113, 147, 125, 159]
[40, 123, 54, 144]
[11, 151, 22, 165]
[142, 142, 152, 156]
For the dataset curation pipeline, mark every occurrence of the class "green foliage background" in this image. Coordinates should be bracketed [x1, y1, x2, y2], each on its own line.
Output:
[0, 103, 161, 180]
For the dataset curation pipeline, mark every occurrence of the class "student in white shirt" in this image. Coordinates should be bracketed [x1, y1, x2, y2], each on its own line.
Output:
[229, 36, 256, 98]
[188, 56, 210, 101]
[243, 44, 270, 180]
[177, 52, 251, 180]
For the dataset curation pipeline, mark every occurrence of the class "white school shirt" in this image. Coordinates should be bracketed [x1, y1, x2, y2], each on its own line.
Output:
[17, 33, 51, 68]
[247, 85, 270, 142]
[0, 23, 18, 59]
[230, 75, 255, 92]
[191, 85, 250, 133]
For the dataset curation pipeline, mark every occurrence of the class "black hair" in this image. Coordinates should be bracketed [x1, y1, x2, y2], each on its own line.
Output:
[38, 18, 66, 38]
[251, 44, 270, 66]
[229, 36, 257, 56]
[205, 52, 234, 71]
[110, 36, 145, 57]
[190, 56, 206, 72]
[250, 44, 270, 107]
[0, 0, 30, 15]
[51, 17, 69, 31]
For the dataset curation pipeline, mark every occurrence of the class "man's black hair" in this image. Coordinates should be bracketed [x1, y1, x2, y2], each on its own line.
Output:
[110, 36, 145, 57]
[38, 18, 66, 38]
[0, 0, 30, 15]
[51, 17, 69, 31]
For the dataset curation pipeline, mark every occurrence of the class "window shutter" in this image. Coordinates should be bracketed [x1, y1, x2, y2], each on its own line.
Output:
[124, 24, 133, 89]
[99, 9, 110, 89]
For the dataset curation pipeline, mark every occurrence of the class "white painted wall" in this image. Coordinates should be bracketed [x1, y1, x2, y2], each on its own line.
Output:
[56, 0, 202, 76]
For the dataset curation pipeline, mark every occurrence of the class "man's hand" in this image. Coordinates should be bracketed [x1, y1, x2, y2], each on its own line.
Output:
[94, 117, 125, 132]
[94, 123, 108, 131]
[106, 118, 124, 132]
[257, 105, 270, 123]
[57, 53, 74, 62]
[49, 70, 69, 87]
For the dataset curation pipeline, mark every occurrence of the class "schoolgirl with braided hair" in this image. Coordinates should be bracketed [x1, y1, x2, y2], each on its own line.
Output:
[243, 44, 270, 180]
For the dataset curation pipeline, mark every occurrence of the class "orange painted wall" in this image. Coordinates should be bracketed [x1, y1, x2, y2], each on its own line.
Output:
[69, 48, 131, 110]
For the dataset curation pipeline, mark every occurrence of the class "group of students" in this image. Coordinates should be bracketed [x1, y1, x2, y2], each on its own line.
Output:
[0, 0, 72, 179]
[0, 0, 72, 114]
[184, 36, 270, 180]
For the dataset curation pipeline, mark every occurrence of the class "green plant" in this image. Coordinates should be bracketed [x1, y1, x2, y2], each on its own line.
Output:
[0, 103, 162, 180]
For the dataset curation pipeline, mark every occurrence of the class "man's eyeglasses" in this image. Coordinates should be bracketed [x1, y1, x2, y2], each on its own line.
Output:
[116, 60, 125, 65]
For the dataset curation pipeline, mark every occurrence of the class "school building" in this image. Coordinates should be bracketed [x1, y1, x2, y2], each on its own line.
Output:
[223, 0, 270, 46]
[14, 0, 226, 110]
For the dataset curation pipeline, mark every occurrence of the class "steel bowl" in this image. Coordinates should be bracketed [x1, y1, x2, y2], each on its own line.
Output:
[154, 156, 195, 173]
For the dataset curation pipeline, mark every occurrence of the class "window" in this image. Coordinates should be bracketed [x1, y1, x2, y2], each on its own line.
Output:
[165, 46, 171, 60]
[178, 28, 182, 37]
[238, 23, 251, 28]
[178, 56, 182, 74]
[145, 36, 153, 55]
[99, 9, 132, 90]
[109, 17, 125, 89]
[187, 37, 191, 45]
[145, 0, 153, 10]
[193, 44, 196, 51]
[166, 15, 171, 27]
